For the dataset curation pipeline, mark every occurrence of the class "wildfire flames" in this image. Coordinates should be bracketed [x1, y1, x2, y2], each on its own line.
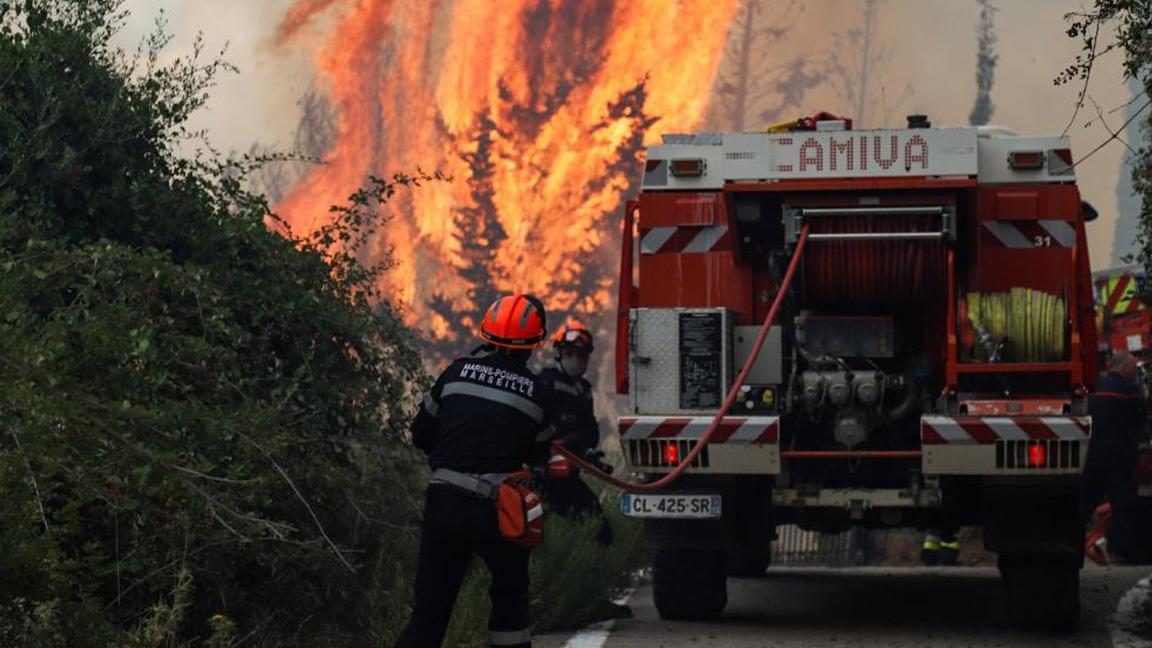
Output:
[274, 0, 740, 347]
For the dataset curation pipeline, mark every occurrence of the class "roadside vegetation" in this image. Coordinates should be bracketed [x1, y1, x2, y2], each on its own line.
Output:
[0, 1, 640, 646]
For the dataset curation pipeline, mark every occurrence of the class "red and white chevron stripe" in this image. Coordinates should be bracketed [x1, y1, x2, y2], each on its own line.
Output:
[981, 219, 1076, 248]
[619, 416, 779, 443]
[640, 225, 732, 255]
[921, 415, 1090, 445]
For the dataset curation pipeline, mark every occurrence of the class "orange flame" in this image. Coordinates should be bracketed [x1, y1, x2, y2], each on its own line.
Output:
[275, 0, 740, 342]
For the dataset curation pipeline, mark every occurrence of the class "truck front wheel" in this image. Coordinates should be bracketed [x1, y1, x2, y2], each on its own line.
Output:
[652, 548, 727, 620]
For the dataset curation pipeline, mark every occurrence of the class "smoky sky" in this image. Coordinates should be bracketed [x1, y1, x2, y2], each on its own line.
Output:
[124, 0, 1142, 266]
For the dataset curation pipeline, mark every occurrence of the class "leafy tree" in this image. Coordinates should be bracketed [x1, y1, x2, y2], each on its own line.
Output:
[1058, 2, 1150, 270]
[0, 1, 432, 645]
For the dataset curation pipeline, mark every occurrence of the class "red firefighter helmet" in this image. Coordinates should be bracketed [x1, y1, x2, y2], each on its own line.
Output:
[479, 294, 547, 349]
[552, 321, 594, 352]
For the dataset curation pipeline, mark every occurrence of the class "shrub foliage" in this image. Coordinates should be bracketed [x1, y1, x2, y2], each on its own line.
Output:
[0, 1, 431, 645]
[0, 2, 643, 646]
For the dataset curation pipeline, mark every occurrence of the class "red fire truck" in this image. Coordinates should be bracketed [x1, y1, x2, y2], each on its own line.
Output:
[614, 114, 1098, 630]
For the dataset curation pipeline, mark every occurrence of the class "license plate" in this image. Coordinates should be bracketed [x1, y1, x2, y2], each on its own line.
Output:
[620, 493, 721, 519]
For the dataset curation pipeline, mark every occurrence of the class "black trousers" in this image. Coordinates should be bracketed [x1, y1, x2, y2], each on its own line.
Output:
[395, 486, 531, 648]
[1083, 449, 1139, 560]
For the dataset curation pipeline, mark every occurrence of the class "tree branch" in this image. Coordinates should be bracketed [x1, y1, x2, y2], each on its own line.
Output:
[9, 429, 49, 532]
[237, 431, 356, 573]
[1086, 94, 1137, 155]
[168, 463, 263, 485]
[1071, 97, 1152, 171]
[1062, 16, 1102, 136]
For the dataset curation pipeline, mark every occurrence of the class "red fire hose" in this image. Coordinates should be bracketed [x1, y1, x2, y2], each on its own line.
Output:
[555, 226, 811, 491]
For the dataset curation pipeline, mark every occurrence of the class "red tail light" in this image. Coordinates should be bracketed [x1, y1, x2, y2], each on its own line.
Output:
[663, 442, 680, 465]
[1027, 443, 1047, 468]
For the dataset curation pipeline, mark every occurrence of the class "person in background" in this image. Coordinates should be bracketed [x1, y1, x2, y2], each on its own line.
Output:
[1084, 351, 1144, 563]
[537, 321, 613, 545]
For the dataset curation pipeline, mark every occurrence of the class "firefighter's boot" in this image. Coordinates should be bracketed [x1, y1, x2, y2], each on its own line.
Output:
[939, 539, 960, 566]
[921, 534, 941, 566]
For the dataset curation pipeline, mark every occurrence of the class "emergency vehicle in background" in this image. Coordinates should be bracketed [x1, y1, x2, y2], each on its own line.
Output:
[1095, 266, 1151, 359]
[614, 113, 1098, 630]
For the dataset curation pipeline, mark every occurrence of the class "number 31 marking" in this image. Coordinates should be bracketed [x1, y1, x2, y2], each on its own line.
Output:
[1033, 235, 1052, 247]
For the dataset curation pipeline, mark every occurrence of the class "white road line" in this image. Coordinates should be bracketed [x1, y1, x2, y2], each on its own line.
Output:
[1110, 574, 1152, 648]
[560, 620, 615, 648]
[559, 585, 637, 648]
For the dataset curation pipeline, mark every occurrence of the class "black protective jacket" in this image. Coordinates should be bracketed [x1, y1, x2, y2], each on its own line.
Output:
[1087, 371, 1144, 472]
[536, 366, 600, 454]
[411, 353, 553, 473]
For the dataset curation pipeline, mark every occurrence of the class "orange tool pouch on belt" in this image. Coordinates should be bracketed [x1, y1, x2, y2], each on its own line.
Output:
[496, 471, 545, 548]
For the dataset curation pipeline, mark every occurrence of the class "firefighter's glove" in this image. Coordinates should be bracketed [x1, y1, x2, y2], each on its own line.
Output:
[545, 444, 573, 480]
[582, 449, 614, 475]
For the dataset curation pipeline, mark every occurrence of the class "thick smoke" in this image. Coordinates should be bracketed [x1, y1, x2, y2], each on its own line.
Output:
[968, 0, 997, 126]
[126, 0, 1137, 322]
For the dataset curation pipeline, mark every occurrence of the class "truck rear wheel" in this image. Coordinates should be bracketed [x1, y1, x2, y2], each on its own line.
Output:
[1001, 553, 1080, 632]
[652, 548, 727, 620]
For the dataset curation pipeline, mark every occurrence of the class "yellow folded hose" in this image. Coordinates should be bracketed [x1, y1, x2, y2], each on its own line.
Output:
[967, 289, 1066, 362]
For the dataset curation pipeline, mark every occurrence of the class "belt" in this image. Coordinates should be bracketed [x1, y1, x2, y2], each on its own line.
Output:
[430, 468, 508, 500]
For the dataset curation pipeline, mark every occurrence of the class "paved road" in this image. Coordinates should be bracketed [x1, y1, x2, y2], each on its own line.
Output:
[545, 565, 1151, 648]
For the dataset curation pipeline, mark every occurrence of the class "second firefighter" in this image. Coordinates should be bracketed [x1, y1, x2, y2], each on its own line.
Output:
[537, 321, 613, 545]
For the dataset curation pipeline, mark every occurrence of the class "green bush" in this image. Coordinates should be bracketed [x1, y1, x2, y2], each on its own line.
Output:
[0, 1, 430, 645]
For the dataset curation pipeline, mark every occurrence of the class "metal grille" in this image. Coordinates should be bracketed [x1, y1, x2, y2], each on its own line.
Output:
[626, 439, 709, 468]
[995, 439, 1080, 469]
[772, 524, 864, 566]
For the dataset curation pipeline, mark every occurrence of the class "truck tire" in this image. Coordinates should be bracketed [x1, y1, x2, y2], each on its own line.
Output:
[1001, 554, 1080, 632]
[727, 542, 771, 577]
[652, 548, 727, 620]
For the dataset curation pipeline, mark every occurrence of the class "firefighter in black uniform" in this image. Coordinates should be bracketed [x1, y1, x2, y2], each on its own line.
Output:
[537, 321, 613, 545]
[395, 294, 553, 648]
[1084, 351, 1144, 563]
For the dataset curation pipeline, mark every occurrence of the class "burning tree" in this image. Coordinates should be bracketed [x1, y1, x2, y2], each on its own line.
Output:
[968, 0, 998, 126]
[272, 0, 741, 365]
[709, 0, 824, 131]
[426, 110, 508, 356]
[426, 79, 657, 362]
